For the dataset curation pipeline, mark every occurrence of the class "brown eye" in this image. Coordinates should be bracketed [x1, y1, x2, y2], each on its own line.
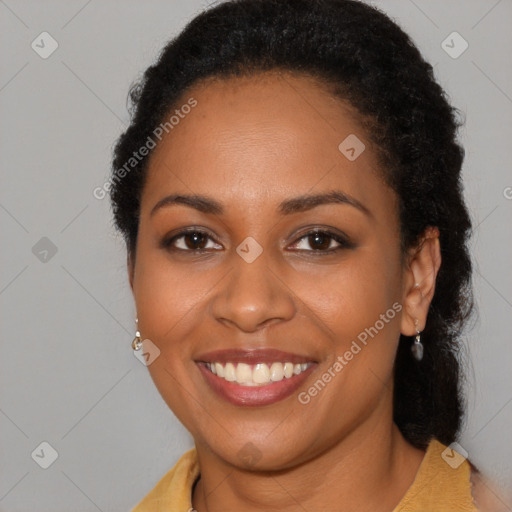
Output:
[289, 229, 354, 253]
[182, 231, 208, 250]
[307, 232, 332, 250]
[161, 229, 222, 252]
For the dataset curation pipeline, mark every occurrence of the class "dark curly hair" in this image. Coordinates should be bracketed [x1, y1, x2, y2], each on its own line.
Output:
[110, 0, 473, 449]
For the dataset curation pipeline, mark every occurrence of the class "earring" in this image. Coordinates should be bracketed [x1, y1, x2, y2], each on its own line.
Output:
[131, 317, 142, 351]
[411, 319, 424, 361]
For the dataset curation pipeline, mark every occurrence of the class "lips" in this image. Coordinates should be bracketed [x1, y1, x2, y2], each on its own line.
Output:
[195, 348, 316, 406]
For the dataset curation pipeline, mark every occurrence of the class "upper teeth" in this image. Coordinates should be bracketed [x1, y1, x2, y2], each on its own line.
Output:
[205, 361, 310, 386]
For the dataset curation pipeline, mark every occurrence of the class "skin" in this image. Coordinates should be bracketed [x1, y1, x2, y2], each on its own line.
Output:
[128, 71, 442, 511]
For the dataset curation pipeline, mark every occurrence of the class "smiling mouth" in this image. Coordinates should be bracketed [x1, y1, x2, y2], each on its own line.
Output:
[195, 348, 317, 405]
[204, 361, 312, 386]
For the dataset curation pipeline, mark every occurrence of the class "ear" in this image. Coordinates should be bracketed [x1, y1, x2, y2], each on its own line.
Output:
[400, 226, 442, 336]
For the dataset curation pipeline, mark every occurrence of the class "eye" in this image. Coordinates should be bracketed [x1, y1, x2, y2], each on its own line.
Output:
[289, 229, 353, 253]
[161, 229, 222, 252]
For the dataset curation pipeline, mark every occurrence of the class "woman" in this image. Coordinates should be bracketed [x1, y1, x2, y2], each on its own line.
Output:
[110, 0, 504, 510]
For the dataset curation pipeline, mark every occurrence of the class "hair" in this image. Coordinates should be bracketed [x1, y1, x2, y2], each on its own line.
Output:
[110, 0, 473, 449]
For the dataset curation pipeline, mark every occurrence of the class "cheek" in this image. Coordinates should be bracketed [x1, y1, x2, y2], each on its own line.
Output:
[131, 245, 213, 427]
[291, 248, 403, 402]
[290, 248, 402, 341]
[132, 244, 217, 348]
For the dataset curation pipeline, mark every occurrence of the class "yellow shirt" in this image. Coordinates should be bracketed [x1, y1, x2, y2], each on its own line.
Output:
[131, 439, 477, 511]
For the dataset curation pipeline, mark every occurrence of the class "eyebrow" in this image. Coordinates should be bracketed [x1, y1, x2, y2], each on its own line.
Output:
[150, 190, 371, 218]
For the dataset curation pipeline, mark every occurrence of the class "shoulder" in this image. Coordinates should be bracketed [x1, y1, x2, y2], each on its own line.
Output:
[394, 439, 476, 511]
[131, 449, 199, 512]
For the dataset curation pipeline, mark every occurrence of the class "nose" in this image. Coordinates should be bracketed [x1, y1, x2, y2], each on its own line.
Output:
[210, 250, 296, 333]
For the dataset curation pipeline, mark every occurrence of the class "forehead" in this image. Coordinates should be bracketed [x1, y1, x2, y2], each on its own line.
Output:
[141, 71, 393, 215]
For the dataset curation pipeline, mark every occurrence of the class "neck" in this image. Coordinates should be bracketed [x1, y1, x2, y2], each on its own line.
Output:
[192, 403, 425, 512]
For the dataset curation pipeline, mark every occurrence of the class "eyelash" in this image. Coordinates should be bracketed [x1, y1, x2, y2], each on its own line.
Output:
[160, 227, 354, 254]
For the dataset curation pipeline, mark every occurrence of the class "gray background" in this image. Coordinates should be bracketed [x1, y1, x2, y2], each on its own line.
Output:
[1, 0, 511, 510]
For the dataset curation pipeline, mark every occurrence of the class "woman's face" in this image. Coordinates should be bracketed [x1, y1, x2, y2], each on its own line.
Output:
[130, 71, 413, 470]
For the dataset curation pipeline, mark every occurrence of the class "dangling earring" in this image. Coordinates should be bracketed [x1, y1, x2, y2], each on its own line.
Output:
[131, 317, 142, 351]
[411, 318, 424, 361]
